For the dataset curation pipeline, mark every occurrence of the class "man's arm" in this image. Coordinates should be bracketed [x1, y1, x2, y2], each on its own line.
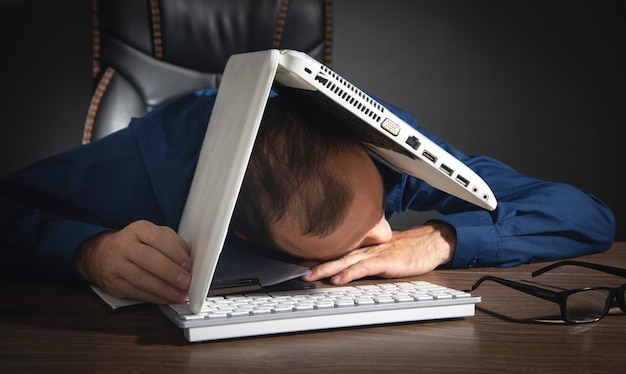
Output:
[0, 184, 110, 282]
[383, 99, 615, 267]
[303, 100, 615, 284]
[0, 90, 218, 302]
[396, 145, 615, 268]
[0, 186, 191, 304]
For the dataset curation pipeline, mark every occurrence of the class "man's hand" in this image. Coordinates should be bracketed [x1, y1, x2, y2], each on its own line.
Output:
[301, 221, 456, 284]
[75, 220, 192, 304]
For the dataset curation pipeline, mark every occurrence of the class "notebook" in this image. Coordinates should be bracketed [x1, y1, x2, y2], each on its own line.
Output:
[160, 49, 488, 341]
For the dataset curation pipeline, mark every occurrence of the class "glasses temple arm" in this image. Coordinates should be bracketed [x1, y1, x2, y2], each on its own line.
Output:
[532, 260, 626, 278]
[471, 275, 559, 303]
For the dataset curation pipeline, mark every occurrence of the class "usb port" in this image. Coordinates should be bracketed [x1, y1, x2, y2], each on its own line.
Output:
[455, 175, 470, 187]
[439, 164, 453, 176]
[421, 150, 437, 163]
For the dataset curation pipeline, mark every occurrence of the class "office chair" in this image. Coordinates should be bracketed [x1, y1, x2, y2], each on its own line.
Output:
[82, 0, 333, 144]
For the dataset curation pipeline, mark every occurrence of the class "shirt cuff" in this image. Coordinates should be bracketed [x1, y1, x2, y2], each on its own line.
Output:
[433, 211, 499, 268]
[35, 221, 111, 282]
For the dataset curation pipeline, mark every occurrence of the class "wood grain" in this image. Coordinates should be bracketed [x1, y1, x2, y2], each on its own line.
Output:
[1, 243, 624, 373]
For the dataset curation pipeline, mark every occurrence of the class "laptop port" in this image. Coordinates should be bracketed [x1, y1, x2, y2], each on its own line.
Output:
[421, 150, 437, 163]
[381, 119, 401, 136]
[439, 164, 453, 176]
[455, 175, 470, 187]
[405, 135, 420, 150]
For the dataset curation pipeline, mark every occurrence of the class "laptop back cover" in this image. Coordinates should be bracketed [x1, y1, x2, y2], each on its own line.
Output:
[178, 50, 280, 314]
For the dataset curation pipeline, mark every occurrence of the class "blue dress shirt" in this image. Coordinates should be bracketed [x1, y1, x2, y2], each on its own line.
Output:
[0, 89, 615, 282]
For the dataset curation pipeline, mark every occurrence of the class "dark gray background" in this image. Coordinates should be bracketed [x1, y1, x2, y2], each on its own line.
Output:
[1, 0, 624, 240]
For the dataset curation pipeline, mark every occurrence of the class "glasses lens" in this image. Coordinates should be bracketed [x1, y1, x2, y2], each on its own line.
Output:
[620, 286, 626, 312]
[565, 289, 611, 323]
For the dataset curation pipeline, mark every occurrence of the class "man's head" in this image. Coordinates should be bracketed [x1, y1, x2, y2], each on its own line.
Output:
[231, 94, 392, 260]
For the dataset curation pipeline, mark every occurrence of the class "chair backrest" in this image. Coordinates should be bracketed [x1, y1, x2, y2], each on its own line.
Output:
[82, 0, 333, 143]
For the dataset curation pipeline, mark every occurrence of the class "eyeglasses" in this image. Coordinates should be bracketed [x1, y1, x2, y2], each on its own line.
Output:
[470, 260, 626, 324]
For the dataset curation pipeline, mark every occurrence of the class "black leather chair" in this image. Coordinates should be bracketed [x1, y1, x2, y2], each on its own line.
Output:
[82, 0, 333, 144]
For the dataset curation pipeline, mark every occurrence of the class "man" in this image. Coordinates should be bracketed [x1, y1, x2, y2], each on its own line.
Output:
[0, 89, 615, 305]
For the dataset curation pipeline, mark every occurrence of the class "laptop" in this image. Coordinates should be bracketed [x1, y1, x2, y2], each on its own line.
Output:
[274, 50, 496, 212]
[161, 49, 488, 341]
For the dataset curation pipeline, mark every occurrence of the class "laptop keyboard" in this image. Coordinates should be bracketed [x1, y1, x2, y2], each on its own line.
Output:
[161, 280, 480, 342]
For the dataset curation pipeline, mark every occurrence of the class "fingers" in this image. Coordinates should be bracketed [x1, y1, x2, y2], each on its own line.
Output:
[130, 220, 191, 267]
[107, 256, 189, 304]
[327, 260, 385, 285]
[303, 249, 385, 284]
[125, 221, 191, 290]
[119, 221, 192, 303]
[76, 220, 192, 304]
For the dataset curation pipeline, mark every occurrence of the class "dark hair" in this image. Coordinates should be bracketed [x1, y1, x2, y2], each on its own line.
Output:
[231, 94, 364, 250]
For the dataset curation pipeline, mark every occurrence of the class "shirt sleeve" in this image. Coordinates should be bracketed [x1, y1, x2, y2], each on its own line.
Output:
[0, 186, 110, 282]
[0, 89, 218, 282]
[380, 100, 616, 268]
[0, 122, 167, 281]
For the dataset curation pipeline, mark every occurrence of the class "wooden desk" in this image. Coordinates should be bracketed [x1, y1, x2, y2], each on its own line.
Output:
[2, 243, 624, 373]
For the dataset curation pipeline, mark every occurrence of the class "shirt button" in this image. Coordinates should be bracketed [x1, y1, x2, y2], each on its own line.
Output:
[468, 258, 479, 268]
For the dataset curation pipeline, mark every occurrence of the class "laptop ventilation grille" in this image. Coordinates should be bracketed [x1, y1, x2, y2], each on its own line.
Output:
[319, 65, 385, 124]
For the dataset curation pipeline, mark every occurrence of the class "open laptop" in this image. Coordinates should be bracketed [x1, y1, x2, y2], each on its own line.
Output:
[160, 49, 488, 341]
[274, 50, 496, 212]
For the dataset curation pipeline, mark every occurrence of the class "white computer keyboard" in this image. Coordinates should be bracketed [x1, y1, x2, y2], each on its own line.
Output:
[160, 280, 480, 342]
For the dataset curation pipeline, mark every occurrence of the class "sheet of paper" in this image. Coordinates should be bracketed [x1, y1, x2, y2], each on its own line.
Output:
[89, 285, 144, 311]
[214, 242, 311, 287]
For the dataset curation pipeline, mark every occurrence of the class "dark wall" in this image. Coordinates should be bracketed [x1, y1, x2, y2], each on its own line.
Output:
[1, 0, 91, 177]
[1, 0, 624, 240]
[333, 0, 625, 240]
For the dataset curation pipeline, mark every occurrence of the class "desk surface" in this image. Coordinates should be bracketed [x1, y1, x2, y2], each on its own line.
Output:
[2, 243, 625, 373]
